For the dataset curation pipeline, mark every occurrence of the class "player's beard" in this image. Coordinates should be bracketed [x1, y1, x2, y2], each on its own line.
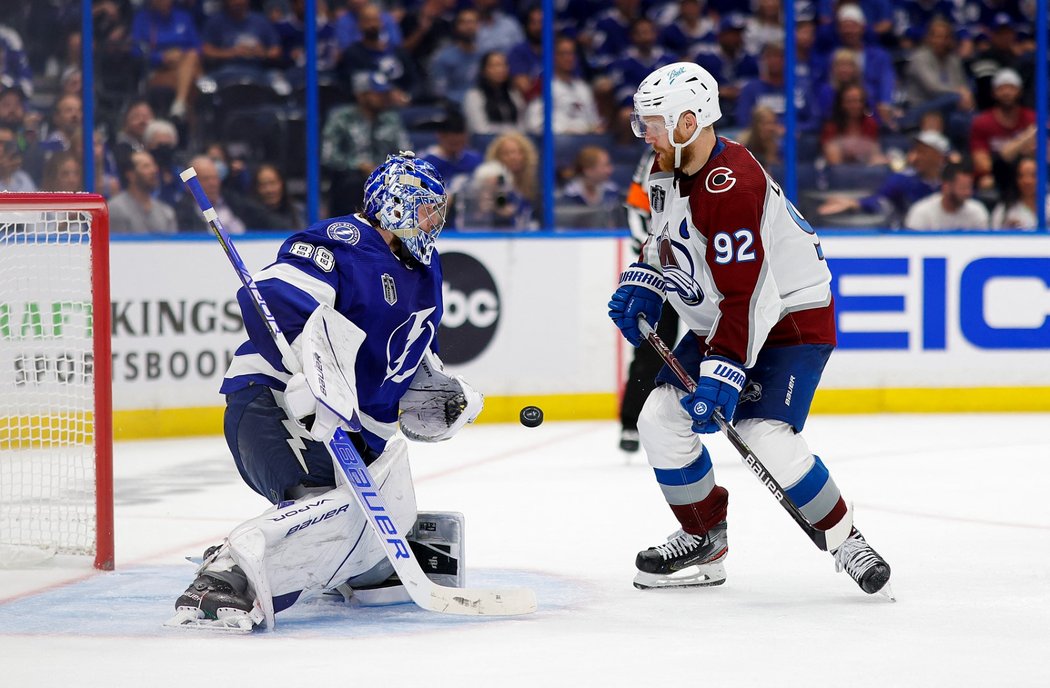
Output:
[654, 143, 700, 174]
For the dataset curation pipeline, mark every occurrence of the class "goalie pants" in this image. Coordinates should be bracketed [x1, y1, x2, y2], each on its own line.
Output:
[638, 338, 848, 536]
[224, 383, 379, 504]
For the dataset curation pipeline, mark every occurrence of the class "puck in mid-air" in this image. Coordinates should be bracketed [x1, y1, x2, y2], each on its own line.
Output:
[519, 406, 544, 427]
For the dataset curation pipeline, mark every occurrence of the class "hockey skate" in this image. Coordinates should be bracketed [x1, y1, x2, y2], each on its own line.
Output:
[619, 428, 640, 453]
[633, 522, 728, 589]
[166, 547, 264, 633]
[832, 528, 894, 599]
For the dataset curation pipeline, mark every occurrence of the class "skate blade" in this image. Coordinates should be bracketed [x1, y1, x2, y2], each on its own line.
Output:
[164, 607, 259, 633]
[633, 561, 727, 590]
[876, 582, 896, 602]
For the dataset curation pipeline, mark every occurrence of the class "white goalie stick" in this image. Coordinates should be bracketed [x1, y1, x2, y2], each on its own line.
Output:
[637, 317, 852, 552]
[181, 168, 537, 617]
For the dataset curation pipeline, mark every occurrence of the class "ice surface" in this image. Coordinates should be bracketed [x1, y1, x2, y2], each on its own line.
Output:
[1, 415, 1047, 686]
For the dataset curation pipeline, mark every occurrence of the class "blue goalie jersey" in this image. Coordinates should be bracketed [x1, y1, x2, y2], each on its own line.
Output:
[221, 214, 444, 452]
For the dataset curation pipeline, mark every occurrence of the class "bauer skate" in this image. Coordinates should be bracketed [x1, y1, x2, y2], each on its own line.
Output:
[832, 528, 894, 599]
[633, 521, 728, 589]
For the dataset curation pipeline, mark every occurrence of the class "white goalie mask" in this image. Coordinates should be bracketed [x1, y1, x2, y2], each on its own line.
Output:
[631, 62, 721, 169]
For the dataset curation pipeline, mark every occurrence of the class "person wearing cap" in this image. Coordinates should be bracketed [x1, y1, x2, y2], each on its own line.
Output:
[966, 12, 1026, 110]
[817, 130, 949, 226]
[322, 71, 410, 216]
[339, 2, 417, 107]
[693, 13, 760, 125]
[902, 17, 974, 127]
[903, 162, 989, 230]
[822, 4, 898, 128]
[970, 67, 1037, 191]
[420, 108, 483, 213]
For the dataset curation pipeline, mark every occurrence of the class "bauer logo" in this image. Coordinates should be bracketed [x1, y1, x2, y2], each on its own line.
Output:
[438, 252, 500, 365]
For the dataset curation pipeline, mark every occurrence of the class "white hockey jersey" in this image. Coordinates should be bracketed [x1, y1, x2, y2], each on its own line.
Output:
[642, 137, 835, 368]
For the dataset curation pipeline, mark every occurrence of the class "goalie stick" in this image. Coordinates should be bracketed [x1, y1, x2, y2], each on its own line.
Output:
[637, 317, 852, 552]
[181, 168, 537, 618]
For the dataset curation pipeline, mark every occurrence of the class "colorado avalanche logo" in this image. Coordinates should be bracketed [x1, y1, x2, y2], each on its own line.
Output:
[383, 307, 436, 384]
[327, 221, 360, 245]
[705, 167, 736, 194]
[657, 234, 704, 306]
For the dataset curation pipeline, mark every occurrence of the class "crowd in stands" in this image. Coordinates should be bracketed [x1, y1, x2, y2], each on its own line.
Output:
[0, 0, 1046, 233]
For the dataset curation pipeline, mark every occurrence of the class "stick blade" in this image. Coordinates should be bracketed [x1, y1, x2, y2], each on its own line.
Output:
[419, 585, 537, 616]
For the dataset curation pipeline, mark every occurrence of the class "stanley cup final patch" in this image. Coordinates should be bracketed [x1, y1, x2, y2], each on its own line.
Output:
[650, 185, 665, 213]
[382, 273, 397, 305]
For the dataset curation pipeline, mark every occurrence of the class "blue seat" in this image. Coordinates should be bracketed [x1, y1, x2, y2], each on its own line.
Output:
[825, 164, 890, 192]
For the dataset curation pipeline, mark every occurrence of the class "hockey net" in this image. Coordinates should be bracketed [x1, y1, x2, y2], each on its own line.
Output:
[0, 193, 113, 570]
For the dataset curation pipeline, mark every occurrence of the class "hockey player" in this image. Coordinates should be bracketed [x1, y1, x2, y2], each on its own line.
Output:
[608, 62, 892, 595]
[168, 153, 484, 631]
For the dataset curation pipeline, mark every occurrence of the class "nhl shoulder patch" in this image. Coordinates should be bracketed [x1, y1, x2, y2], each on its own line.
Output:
[327, 221, 361, 245]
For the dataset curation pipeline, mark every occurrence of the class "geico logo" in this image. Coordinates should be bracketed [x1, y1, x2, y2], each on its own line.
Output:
[441, 286, 499, 329]
[830, 256, 1050, 350]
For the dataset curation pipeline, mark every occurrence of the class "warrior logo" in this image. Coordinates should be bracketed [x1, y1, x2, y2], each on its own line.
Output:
[650, 185, 666, 213]
[327, 221, 361, 244]
[705, 166, 736, 194]
[382, 273, 397, 305]
[740, 381, 763, 403]
[657, 233, 704, 306]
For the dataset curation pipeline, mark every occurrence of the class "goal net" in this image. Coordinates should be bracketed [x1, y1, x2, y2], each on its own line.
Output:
[0, 193, 113, 570]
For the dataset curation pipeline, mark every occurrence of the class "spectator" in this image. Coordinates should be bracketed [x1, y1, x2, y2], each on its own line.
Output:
[274, 0, 340, 73]
[338, 3, 417, 106]
[243, 162, 305, 231]
[507, 6, 542, 101]
[0, 82, 27, 141]
[904, 162, 989, 230]
[335, 0, 402, 50]
[202, 0, 282, 76]
[745, 0, 783, 55]
[656, 0, 715, 58]
[902, 17, 973, 128]
[130, 0, 203, 121]
[175, 154, 248, 233]
[109, 150, 178, 234]
[143, 119, 183, 206]
[59, 66, 81, 98]
[420, 109, 483, 225]
[41, 93, 81, 153]
[815, 48, 864, 124]
[818, 130, 949, 225]
[463, 51, 525, 135]
[526, 36, 602, 135]
[399, 0, 455, 85]
[580, 0, 640, 73]
[693, 14, 759, 125]
[736, 40, 815, 131]
[113, 99, 154, 162]
[794, 7, 827, 107]
[967, 13, 1026, 110]
[40, 150, 82, 192]
[990, 157, 1049, 230]
[738, 104, 783, 167]
[0, 21, 32, 97]
[559, 145, 620, 211]
[608, 18, 676, 108]
[0, 137, 33, 192]
[473, 0, 525, 55]
[893, 0, 962, 49]
[820, 83, 886, 165]
[460, 160, 534, 230]
[824, 4, 898, 128]
[71, 127, 121, 198]
[428, 8, 482, 105]
[321, 71, 409, 216]
[485, 131, 539, 219]
[970, 68, 1037, 191]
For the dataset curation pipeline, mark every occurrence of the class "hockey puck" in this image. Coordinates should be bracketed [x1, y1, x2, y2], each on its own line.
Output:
[519, 406, 544, 427]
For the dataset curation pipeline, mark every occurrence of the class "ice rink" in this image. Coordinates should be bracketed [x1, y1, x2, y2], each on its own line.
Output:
[1, 414, 1048, 687]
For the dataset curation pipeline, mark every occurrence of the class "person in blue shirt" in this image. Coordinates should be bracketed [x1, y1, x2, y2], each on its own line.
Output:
[818, 4, 899, 128]
[335, 0, 403, 50]
[202, 0, 281, 77]
[130, 0, 203, 120]
[421, 109, 483, 228]
[735, 40, 818, 131]
[693, 14, 760, 126]
[273, 0, 340, 73]
[0, 23, 32, 99]
[169, 153, 484, 631]
[428, 7, 483, 104]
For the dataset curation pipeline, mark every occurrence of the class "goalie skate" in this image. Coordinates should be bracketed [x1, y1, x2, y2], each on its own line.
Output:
[633, 522, 728, 590]
[165, 555, 265, 633]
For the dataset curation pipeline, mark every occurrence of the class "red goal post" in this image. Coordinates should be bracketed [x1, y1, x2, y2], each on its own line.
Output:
[0, 193, 113, 570]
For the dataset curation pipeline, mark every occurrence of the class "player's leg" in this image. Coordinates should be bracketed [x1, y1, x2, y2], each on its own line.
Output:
[734, 344, 891, 595]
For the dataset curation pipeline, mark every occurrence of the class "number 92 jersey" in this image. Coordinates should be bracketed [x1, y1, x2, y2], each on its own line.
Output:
[643, 137, 836, 368]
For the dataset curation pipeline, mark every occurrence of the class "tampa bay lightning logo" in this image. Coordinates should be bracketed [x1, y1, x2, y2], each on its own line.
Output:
[383, 307, 436, 384]
[327, 221, 360, 245]
[657, 233, 704, 306]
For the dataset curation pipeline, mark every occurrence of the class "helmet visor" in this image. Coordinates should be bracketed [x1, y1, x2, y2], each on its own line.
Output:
[630, 112, 673, 139]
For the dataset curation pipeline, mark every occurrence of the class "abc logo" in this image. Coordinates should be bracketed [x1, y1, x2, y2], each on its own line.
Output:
[438, 252, 500, 364]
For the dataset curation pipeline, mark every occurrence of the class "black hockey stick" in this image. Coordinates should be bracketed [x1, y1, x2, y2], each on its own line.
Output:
[637, 317, 851, 552]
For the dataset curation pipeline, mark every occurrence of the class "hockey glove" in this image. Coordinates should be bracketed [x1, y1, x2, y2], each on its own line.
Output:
[680, 357, 746, 434]
[608, 262, 665, 347]
[399, 350, 484, 442]
[284, 372, 345, 441]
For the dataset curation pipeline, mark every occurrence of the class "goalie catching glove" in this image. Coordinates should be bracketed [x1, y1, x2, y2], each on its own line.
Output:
[399, 350, 483, 442]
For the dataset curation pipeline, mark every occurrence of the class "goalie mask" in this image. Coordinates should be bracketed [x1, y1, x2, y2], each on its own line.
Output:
[363, 152, 448, 265]
[631, 62, 721, 169]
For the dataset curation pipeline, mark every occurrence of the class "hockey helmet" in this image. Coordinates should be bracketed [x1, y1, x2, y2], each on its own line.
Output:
[363, 152, 448, 265]
[632, 62, 721, 167]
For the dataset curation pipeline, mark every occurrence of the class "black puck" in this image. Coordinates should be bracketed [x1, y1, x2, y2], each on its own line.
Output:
[519, 406, 544, 427]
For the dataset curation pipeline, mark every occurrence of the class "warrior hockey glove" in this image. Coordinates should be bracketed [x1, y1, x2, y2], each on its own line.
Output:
[284, 371, 345, 441]
[609, 263, 665, 347]
[680, 357, 746, 434]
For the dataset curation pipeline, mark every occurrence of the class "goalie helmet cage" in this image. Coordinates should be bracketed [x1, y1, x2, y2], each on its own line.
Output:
[0, 193, 113, 570]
